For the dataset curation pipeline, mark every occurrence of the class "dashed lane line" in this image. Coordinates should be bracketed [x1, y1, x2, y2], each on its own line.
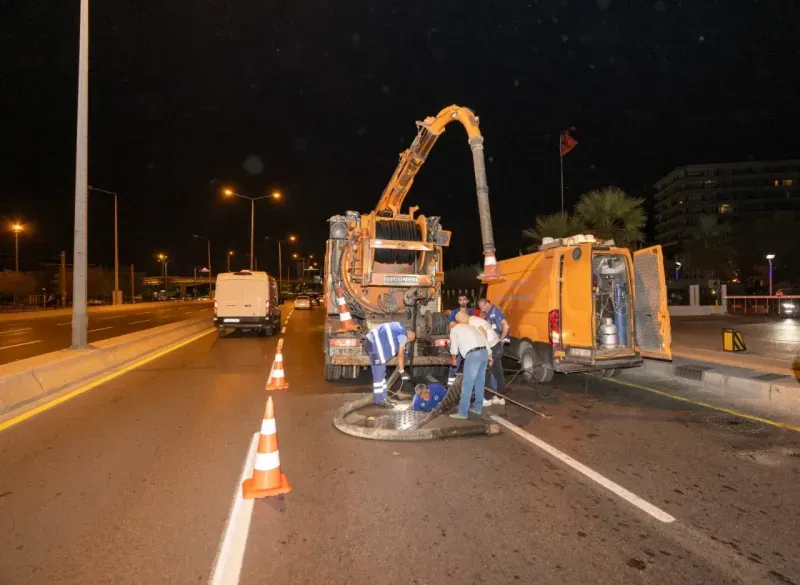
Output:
[57, 322, 71, 326]
[129, 319, 152, 325]
[208, 433, 259, 585]
[281, 327, 286, 334]
[88, 327, 113, 333]
[0, 328, 32, 335]
[0, 340, 43, 351]
[490, 414, 676, 524]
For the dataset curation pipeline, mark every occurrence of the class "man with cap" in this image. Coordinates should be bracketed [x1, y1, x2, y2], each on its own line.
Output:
[364, 321, 415, 405]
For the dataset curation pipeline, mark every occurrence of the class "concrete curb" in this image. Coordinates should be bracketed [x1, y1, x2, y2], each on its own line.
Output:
[0, 300, 211, 323]
[621, 359, 800, 422]
[0, 317, 213, 420]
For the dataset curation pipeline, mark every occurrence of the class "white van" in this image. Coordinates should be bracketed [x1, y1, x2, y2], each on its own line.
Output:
[213, 271, 281, 336]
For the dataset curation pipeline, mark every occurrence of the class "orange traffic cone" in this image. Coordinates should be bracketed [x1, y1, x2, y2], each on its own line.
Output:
[478, 251, 504, 281]
[335, 286, 358, 332]
[242, 397, 292, 499]
[266, 338, 289, 390]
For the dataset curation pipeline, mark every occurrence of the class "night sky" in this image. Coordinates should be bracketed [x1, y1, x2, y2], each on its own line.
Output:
[2, 0, 796, 276]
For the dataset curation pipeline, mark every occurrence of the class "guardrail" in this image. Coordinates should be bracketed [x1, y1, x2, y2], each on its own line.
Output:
[725, 295, 800, 316]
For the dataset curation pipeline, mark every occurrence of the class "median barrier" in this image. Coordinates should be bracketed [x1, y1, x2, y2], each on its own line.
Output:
[0, 317, 213, 421]
[0, 300, 212, 323]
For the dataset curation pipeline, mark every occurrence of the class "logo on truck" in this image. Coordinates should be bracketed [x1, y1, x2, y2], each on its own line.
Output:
[384, 275, 419, 285]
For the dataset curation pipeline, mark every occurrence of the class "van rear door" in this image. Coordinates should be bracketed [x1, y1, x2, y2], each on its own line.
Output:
[216, 277, 267, 318]
[633, 246, 672, 360]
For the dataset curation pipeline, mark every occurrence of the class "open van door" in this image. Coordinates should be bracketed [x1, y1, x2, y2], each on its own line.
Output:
[633, 246, 672, 360]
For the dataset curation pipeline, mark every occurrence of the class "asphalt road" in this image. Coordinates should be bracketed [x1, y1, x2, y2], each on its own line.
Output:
[0, 305, 798, 584]
[0, 302, 213, 365]
[671, 314, 800, 362]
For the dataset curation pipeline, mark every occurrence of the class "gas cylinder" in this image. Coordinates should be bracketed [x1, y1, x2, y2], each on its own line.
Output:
[599, 318, 618, 348]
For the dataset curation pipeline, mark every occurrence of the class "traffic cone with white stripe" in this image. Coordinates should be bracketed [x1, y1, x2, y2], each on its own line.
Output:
[266, 338, 289, 390]
[335, 286, 358, 332]
[242, 397, 292, 499]
[478, 251, 504, 281]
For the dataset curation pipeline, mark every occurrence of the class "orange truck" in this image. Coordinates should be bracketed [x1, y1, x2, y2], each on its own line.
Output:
[485, 235, 672, 382]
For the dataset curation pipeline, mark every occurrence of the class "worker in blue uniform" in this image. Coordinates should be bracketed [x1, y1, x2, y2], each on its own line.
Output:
[364, 322, 415, 404]
[412, 382, 447, 412]
[446, 294, 474, 385]
[479, 298, 510, 394]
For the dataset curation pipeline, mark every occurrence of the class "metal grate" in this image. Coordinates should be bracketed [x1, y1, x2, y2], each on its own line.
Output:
[675, 364, 712, 381]
[372, 410, 431, 431]
[633, 249, 664, 354]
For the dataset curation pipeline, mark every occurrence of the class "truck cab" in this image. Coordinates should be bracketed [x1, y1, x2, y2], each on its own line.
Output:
[486, 235, 671, 382]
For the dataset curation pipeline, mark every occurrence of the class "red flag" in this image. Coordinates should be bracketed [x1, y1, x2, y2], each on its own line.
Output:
[560, 127, 578, 156]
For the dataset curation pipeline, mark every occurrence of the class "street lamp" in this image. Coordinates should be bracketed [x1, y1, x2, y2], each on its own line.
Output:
[675, 261, 682, 281]
[88, 186, 121, 304]
[11, 223, 23, 272]
[264, 234, 297, 291]
[157, 254, 171, 295]
[227, 250, 235, 272]
[222, 187, 283, 270]
[766, 254, 775, 295]
[192, 234, 213, 292]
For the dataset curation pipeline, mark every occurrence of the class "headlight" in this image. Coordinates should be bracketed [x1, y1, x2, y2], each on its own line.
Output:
[783, 303, 795, 309]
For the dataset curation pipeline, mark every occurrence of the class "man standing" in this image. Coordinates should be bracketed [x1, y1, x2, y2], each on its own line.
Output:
[448, 312, 491, 419]
[448, 294, 473, 329]
[364, 322, 415, 405]
[468, 313, 504, 406]
[479, 298, 509, 395]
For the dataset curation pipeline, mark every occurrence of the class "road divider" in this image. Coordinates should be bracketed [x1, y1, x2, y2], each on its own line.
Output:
[0, 317, 213, 430]
[0, 300, 211, 323]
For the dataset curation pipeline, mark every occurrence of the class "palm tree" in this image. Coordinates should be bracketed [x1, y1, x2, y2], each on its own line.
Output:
[682, 215, 735, 279]
[574, 186, 646, 247]
[522, 212, 583, 251]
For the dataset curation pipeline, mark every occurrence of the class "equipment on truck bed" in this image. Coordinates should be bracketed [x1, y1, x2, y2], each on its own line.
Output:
[323, 105, 502, 381]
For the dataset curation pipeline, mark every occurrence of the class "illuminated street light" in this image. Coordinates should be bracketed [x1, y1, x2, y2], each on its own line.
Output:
[156, 254, 171, 292]
[227, 250, 235, 272]
[220, 186, 284, 269]
[11, 223, 23, 272]
[766, 254, 775, 295]
[675, 261, 682, 281]
[265, 235, 297, 289]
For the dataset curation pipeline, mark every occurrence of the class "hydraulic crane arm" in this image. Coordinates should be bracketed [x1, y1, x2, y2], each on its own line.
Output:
[374, 105, 500, 279]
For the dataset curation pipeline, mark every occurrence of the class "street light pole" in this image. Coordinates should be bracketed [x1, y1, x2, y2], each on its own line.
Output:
[193, 234, 213, 293]
[766, 254, 775, 295]
[250, 198, 255, 271]
[222, 188, 282, 273]
[89, 187, 120, 304]
[71, 0, 90, 348]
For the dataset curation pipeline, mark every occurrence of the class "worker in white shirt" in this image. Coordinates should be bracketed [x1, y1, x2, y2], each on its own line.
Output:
[468, 314, 505, 406]
[448, 312, 492, 419]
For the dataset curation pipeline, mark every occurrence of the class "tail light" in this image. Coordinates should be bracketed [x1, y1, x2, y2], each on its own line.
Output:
[433, 338, 449, 347]
[214, 300, 218, 316]
[548, 310, 561, 348]
[330, 338, 360, 347]
[265, 299, 270, 312]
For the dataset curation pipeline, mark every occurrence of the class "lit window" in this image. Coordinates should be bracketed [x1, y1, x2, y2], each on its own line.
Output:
[783, 179, 794, 186]
[719, 204, 732, 214]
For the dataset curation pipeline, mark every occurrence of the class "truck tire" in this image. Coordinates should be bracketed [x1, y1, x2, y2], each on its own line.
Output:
[257, 328, 267, 338]
[325, 363, 343, 381]
[264, 326, 274, 337]
[520, 345, 555, 384]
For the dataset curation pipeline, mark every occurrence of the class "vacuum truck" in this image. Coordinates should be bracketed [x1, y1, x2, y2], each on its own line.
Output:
[323, 105, 502, 381]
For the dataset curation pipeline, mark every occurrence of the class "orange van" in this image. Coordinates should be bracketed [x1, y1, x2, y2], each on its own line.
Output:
[485, 235, 672, 382]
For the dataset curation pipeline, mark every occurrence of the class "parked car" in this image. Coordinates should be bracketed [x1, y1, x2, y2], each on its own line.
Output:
[294, 295, 311, 310]
[776, 288, 800, 316]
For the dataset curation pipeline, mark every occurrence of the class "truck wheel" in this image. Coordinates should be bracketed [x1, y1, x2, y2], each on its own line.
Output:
[263, 326, 274, 337]
[257, 328, 267, 338]
[520, 345, 554, 384]
[325, 364, 343, 381]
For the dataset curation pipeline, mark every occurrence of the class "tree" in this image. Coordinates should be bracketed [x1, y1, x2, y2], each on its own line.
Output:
[681, 215, 736, 280]
[574, 186, 646, 247]
[522, 212, 583, 251]
[0, 271, 38, 301]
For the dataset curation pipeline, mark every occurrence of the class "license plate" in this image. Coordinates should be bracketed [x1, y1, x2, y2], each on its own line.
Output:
[223, 318, 240, 323]
[333, 347, 362, 356]
[569, 347, 591, 357]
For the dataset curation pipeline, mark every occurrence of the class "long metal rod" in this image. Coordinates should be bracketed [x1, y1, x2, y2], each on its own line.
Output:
[207, 239, 212, 292]
[114, 193, 119, 303]
[14, 232, 19, 272]
[71, 0, 89, 349]
[559, 135, 565, 213]
[484, 387, 548, 418]
[250, 199, 255, 271]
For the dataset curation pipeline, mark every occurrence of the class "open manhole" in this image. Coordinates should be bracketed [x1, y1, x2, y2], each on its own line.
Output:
[705, 415, 765, 433]
[370, 410, 430, 431]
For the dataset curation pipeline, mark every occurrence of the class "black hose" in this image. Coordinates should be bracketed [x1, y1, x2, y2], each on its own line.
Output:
[374, 220, 422, 264]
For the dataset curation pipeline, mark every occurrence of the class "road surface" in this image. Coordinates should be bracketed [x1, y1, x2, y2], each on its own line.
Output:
[0, 302, 213, 365]
[0, 305, 798, 584]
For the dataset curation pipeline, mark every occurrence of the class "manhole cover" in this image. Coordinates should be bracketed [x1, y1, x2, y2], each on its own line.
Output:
[371, 410, 430, 431]
[675, 365, 712, 381]
[706, 415, 765, 433]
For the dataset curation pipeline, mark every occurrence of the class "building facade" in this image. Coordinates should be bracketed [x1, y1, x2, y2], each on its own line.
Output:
[654, 160, 800, 250]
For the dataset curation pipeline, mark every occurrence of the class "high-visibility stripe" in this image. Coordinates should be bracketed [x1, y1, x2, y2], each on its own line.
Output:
[384, 323, 396, 355]
[337, 297, 346, 305]
[272, 368, 285, 378]
[373, 386, 386, 394]
[261, 418, 277, 435]
[274, 354, 283, 362]
[484, 255, 497, 265]
[339, 311, 352, 321]
[374, 332, 387, 362]
[255, 451, 280, 471]
[373, 381, 384, 388]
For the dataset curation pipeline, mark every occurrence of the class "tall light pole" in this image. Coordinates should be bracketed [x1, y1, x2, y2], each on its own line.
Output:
[88, 187, 120, 304]
[675, 261, 682, 281]
[11, 223, 23, 272]
[157, 254, 170, 296]
[265, 234, 297, 291]
[222, 188, 282, 271]
[71, 0, 90, 348]
[227, 250, 234, 272]
[193, 234, 212, 292]
[766, 254, 775, 296]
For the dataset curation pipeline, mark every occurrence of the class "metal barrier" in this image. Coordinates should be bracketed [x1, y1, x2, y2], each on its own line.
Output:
[725, 295, 800, 316]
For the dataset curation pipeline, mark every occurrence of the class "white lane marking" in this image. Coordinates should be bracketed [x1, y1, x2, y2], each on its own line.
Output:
[88, 327, 113, 333]
[284, 319, 289, 324]
[208, 433, 259, 585]
[57, 322, 71, 326]
[101, 316, 123, 320]
[490, 414, 676, 524]
[182, 310, 196, 315]
[0, 340, 43, 351]
[134, 311, 152, 316]
[0, 328, 32, 335]
[129, 319, 152, 325]
[281, 327, 286, 333]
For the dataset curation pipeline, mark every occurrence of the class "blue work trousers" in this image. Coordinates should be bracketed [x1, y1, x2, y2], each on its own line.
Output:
[370, 363, 388, 404]
[458, 349, 489, 417]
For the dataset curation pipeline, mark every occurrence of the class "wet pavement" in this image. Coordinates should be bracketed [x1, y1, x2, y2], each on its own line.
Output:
[0, 305, 798, 584]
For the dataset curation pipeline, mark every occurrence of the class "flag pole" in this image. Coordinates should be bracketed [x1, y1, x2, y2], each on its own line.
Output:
[559, 131, 565, 213]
